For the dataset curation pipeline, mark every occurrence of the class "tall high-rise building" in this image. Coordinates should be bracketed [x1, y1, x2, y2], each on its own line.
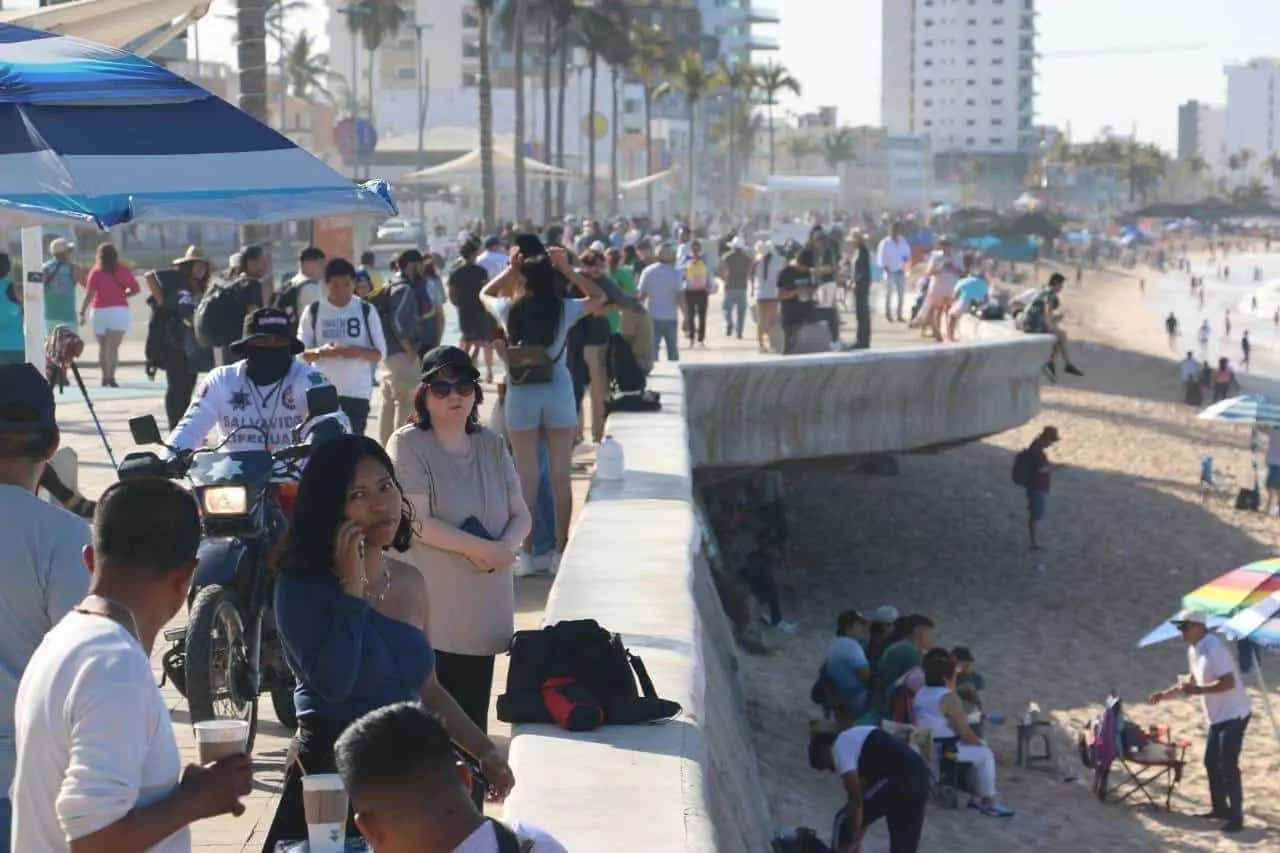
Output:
[880, 0, 1037, 156]
[1225, 59, 1280, 180]
[1178, 99, 1227, 170]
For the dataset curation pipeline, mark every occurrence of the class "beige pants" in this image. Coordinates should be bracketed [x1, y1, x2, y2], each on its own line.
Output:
[583, 343, 609, 444]
[378, 352, 420, 445]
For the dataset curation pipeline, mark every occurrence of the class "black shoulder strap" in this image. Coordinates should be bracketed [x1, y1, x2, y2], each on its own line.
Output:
[490, 820, 534, 853]
[628, 650, 658, 699]
[306, 301, 318, 338]
[361, 299, 373, 347]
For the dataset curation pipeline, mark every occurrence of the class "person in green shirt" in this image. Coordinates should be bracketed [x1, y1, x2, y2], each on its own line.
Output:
[41, 238, 85, 334]
[872, 614, 935, 721]
[605, 247, 637, 335]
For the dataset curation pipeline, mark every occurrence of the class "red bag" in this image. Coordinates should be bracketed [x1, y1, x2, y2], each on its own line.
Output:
[541, 677, 604, 731]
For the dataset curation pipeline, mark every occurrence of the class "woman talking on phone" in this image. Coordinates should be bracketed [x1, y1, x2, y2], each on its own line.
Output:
[387, 344, 530, 808]
[262, 435, 515, 850]
[481, 239, 605, 575]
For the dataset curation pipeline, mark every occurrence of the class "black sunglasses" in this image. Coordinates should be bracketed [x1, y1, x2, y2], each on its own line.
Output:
[427, 378, 478, 399]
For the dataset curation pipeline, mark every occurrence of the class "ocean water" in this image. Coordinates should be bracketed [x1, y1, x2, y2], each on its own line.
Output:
[1150, 252, 1280, 379]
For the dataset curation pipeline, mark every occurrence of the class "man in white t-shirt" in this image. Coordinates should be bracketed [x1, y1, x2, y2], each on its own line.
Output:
[299, 258, 387, 436]
[12, 478, 252, 852]
[1149, 610, 1252, 833]
[276, 245, 326, 326]
[337, 702, 565, 853]
[475, 236, 508, 280]
[0, 365, 93, 851]
[876, 224, 913, 322]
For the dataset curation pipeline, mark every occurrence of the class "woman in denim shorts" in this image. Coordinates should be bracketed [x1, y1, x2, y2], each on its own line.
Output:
[483, 243, 606, 574]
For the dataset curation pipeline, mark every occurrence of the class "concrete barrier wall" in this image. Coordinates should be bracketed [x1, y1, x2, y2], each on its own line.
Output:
[503, 319, 1046, 851]
[682, 326, 1051, 470]
[502, 364, 773, 853]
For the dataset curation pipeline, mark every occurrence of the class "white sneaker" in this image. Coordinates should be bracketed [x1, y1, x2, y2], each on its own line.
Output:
[532, 551, 554, 572]
[549, 551, 563, 576]
[773, 620, 798, 634]
[514, 552, 538, 577]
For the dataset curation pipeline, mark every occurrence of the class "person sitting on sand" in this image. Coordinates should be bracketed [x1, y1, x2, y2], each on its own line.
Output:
[1022, 273, 1083, 381]
[808, 726, 932, 853]
[913, 653, 1013, 818]
[871, 614, 935, 721]
[1212, 357, 1238, 403]
[952, 646, 985, 712]
[824, 611, 872, 728]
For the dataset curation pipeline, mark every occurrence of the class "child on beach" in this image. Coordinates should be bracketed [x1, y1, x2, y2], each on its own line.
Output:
[952, 647, 985, 712]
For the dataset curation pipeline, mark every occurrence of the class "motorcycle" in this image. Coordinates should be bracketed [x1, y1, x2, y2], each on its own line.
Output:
[118, 385, 346, 751]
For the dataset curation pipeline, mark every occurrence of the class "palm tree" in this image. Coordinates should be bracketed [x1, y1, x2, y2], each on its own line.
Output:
[1265, 151, 1280, 182]
[785, 136, 812, 171]
[1187, 153, 1208, 178]
[576, 3, 628, 216]
[1231, 179, 1270, 207]
[511, 0, 528, 223]
[236, 0, 270, 246]
[476, 0, 498, 230]
[598, 7, 633, 216]
[225, 0, 310, 127]
[355, 0, 408, 136]
[731, 103, 762, 183]
[718, 58, 760, 213]
[285, 30, 335, 103]
[819, 128, 857, 175]
[498, 0, 564, 221]
[756, 62, 801, 176]
[655, 52, 722, 222]
[628, 24, 670, 221]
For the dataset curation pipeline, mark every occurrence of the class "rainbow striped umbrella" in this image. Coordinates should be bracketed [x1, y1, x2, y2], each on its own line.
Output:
[1223, 591, 1280, 649]
[1182, 558, 1280, 616]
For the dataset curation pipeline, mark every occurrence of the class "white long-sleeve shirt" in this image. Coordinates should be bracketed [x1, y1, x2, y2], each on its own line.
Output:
[876, 236, 912, 274]
[168, 359, 337, 452]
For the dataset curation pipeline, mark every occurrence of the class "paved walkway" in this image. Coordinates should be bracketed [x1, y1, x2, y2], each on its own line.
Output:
[50, 287, 933, 850]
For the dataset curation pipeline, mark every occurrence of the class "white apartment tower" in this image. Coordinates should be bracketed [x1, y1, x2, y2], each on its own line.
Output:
[1225, 59, 1280, 182]
[881, 0, 1037, 155]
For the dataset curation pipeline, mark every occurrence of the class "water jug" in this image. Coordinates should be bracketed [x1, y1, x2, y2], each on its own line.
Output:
[596, 435, 625, 481]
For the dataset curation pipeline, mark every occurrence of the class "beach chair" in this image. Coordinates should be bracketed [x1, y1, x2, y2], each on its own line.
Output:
[1084, 695, 1189, 812]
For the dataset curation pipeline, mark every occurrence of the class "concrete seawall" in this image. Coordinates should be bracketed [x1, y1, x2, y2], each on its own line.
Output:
[502, 319, 1049, 851]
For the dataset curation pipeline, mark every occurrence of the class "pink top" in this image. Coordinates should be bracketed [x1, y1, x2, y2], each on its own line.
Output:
[85, 264, 140, 309]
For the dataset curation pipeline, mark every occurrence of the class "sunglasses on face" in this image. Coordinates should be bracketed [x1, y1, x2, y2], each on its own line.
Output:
[427, 379, 478, 399]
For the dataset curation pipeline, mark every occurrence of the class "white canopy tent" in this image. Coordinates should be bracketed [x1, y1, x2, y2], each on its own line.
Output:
[0, 0, 211, 54]
[397, 147, 572, 186]
[755, 175, 842, 227]
[618, 169, 675, 193]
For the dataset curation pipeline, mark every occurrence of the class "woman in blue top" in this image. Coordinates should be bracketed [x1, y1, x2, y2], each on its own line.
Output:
[0, 253, 24, 365]
[481, 242, 605, 574]
[262, 435, 515, 850]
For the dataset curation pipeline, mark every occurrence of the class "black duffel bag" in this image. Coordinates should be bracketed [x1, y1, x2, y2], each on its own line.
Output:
[496, 619, 681, 729]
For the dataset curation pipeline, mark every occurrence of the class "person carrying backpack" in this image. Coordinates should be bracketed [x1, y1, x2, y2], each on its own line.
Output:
[192, 244, 268, 365]
[336, 702, 561, 853]
[1014, 426, 1062, 551]
[273, 245, 326, 328]
[377, 249, 446, 445]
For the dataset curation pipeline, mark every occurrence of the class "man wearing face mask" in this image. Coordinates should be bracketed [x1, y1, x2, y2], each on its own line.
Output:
[168, 308, 342, 453]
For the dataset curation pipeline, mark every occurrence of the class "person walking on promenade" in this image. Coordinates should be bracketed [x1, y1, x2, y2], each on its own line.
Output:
[1148, 610, 1251, 834]
[681, 240, 712, 347]
[79, 243, 140, 388]
[378, 249, 446, 445]
[638, 244, 684, 364]
[144, 247, 214, 429]
[851, 231, 873, 349]
[42, 238, 84, 336]
[719, 237, 752, 339]
[877, 224, 913, 322]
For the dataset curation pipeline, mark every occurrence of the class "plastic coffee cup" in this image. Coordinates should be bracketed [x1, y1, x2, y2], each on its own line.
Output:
[192, 719, 249, 765]
[301, 774, 349, 853]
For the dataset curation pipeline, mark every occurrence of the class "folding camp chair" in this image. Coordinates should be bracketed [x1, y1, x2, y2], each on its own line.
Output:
[1084, 695, 1190, 812]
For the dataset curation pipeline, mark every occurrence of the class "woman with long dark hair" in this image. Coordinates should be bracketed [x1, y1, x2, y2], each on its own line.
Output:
[80, 242, 140, 387]
[262, 435, 515, 850]
[481, 241, 605, 576]
[386, 345, 530, 808]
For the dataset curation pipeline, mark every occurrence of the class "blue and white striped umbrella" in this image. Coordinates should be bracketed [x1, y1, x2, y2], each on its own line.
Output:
[1198, 394, 1280, 426]
[0, 23, 396, 229]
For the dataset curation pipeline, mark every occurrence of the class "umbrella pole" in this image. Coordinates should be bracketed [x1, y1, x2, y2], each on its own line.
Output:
[1251, 660, 1280, 746]
[21, 226, 44, 368]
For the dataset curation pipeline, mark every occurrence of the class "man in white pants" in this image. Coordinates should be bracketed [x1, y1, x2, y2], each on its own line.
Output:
[877, 224, 913, 322]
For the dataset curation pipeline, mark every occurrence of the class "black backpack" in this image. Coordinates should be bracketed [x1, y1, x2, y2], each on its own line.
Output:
[496, 619, 681, 729]
[272, 277, 315, 324]
[1011, 448, 1034, 487]
[367, 282, 400, 342]
[194, 279, 247, 347]
[492, 820, 535, 853]
[809, 663, 835, 710]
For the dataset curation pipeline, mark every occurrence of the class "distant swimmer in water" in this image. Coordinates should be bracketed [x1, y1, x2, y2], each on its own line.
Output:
[1256, 267, 1264, 283]
[1199, 319, 1212, 357]
[1166, 312, 1179, 350]
[1225, 310, 1232, 339]
[1254, 295, 1260, 311]
[1275, 307, 1279, 327]
[1242, 330, 1252, 371]
[1199, 288, 1206, 310]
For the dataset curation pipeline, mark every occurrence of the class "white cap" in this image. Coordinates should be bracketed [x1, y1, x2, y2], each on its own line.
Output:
[730, 236, 746, 249]
[870, 605, 899, 624]
[49, 237, 74, 255]
[1172, 609, 1208, 627]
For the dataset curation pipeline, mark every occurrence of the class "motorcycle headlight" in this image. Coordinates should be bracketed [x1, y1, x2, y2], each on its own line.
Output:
[201, 486, 249, 516]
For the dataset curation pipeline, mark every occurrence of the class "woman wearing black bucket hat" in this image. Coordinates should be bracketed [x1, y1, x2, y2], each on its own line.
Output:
[386, 345, 530, 808]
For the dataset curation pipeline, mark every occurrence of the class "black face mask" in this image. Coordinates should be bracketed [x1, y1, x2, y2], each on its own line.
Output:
[244, 347, 294, 386]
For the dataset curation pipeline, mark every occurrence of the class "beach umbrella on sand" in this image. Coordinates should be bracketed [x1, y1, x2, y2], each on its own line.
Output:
[1197, 394, 1280, 494]
[1139, 559, 1280, 743]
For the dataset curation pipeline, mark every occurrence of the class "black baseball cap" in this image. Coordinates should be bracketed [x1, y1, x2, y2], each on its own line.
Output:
[0, 363, 56, 434]
[230, 308, 304, 355]
[419, 345, 480, 382]
[484, 236, 502, 249]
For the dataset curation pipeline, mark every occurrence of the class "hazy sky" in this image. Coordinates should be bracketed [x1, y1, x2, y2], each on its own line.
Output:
[36, 0, 1279, 151]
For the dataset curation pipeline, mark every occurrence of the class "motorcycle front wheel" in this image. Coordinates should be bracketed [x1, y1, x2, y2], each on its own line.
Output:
[185, 584, 260, 752]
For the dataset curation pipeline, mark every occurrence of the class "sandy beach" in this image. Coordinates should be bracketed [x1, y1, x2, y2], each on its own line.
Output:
[740, 257, 1280, 852]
